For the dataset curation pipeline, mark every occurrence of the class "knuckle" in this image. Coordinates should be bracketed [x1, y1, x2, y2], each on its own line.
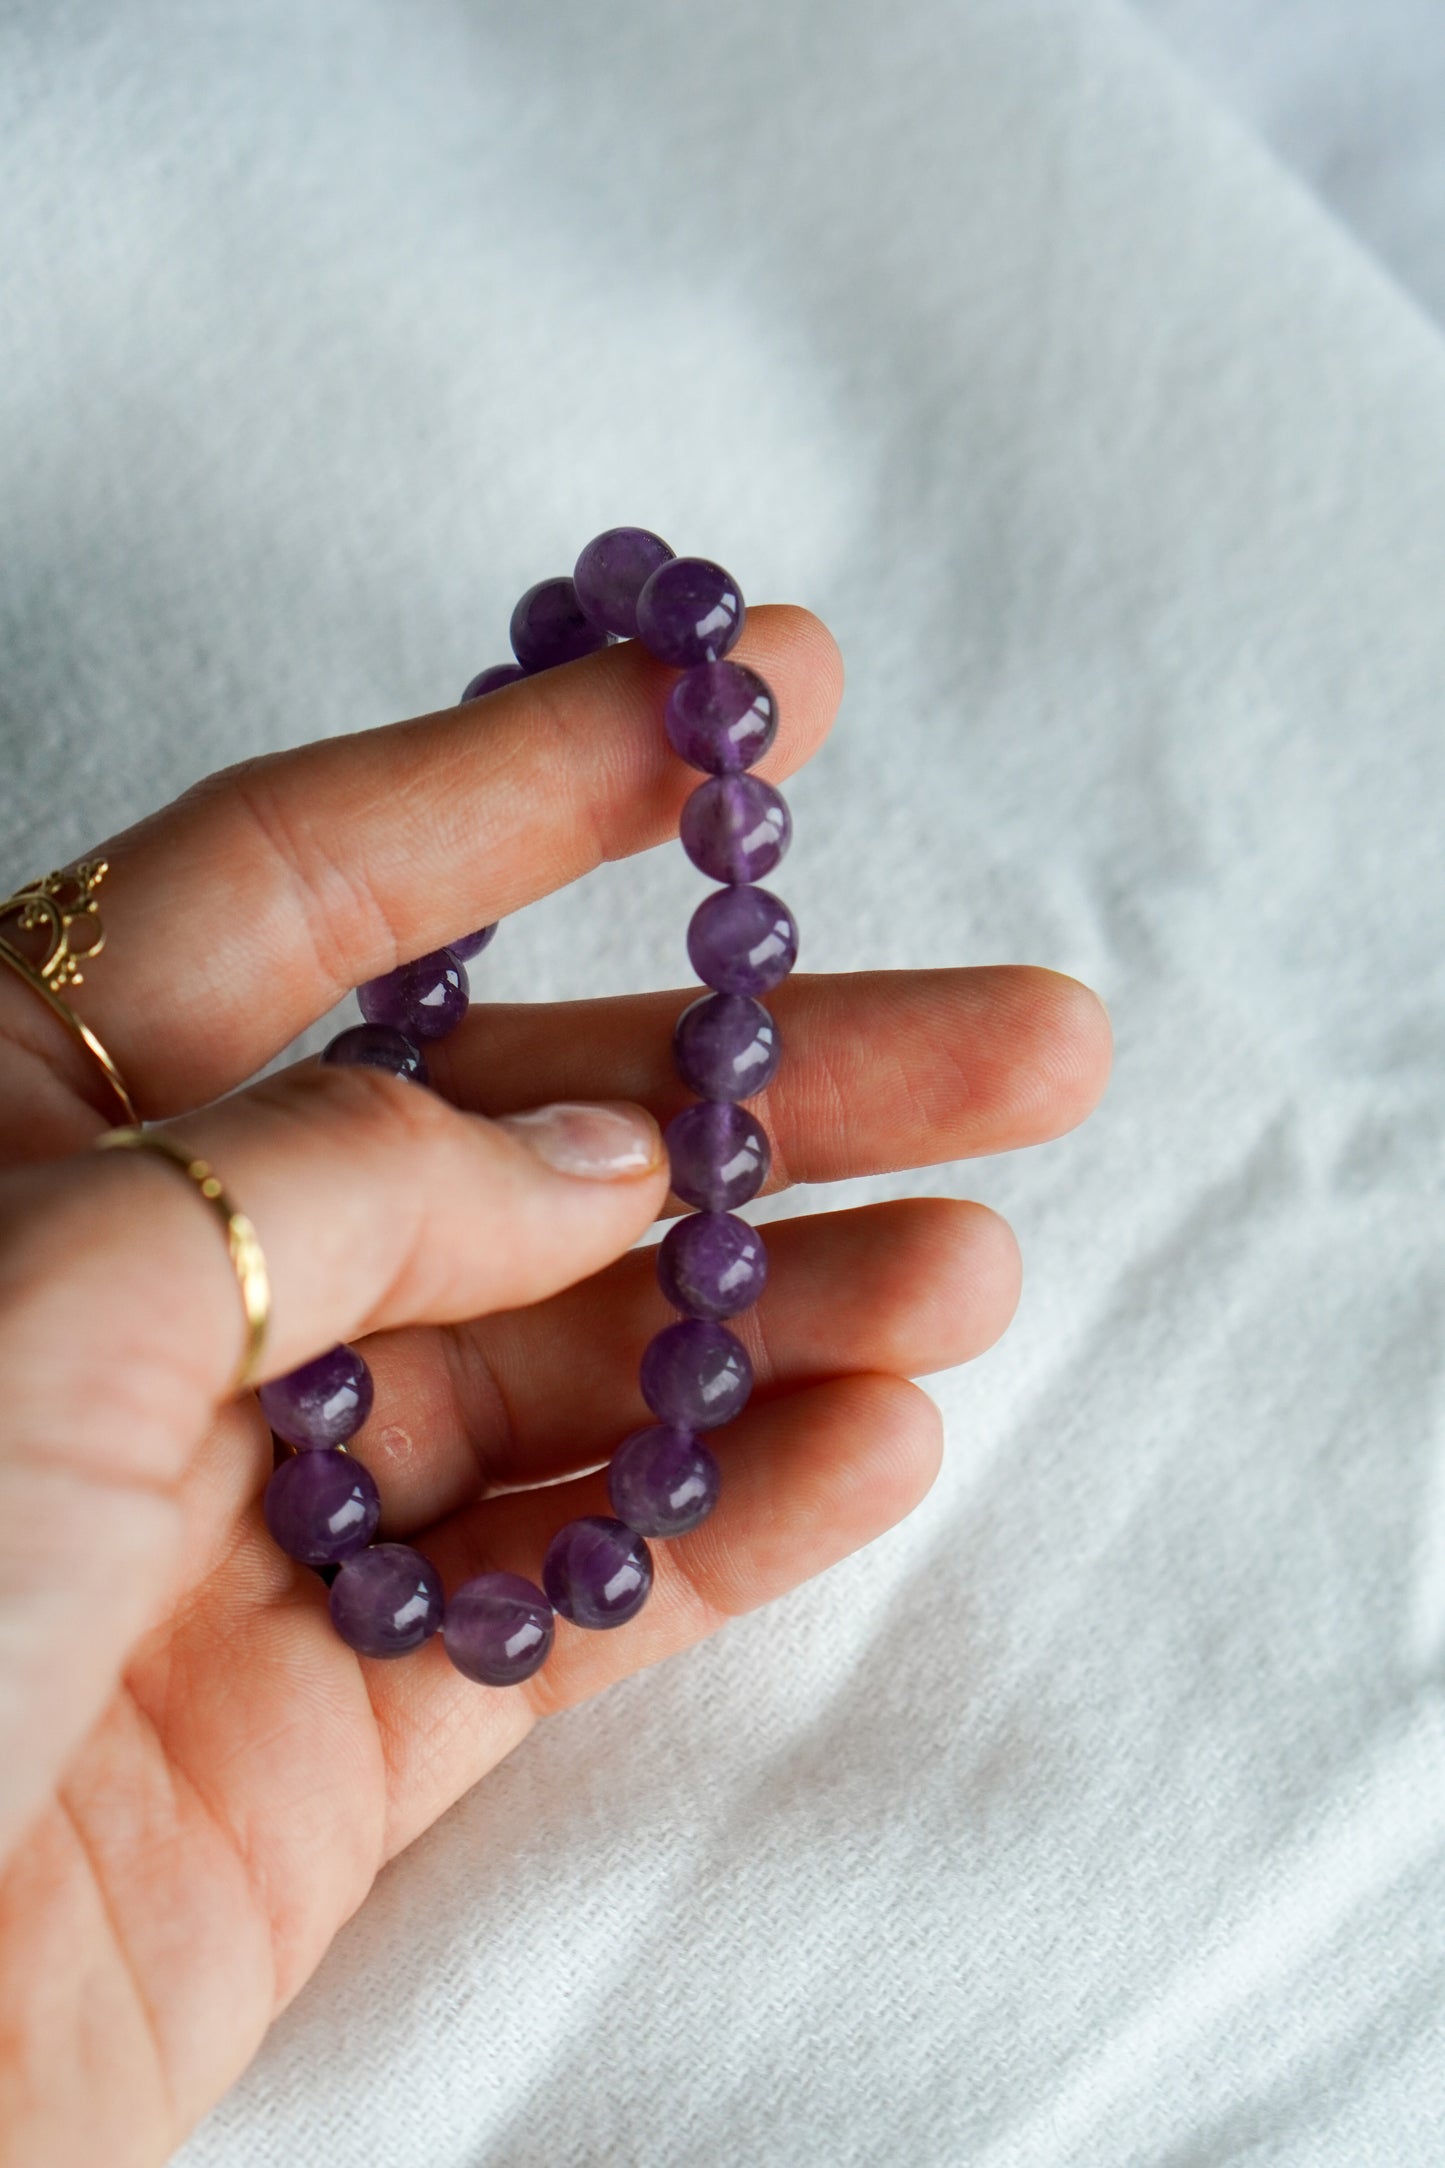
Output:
[259, 1057, 454, 1163]
[527, 677, 611, 871]
[224, 759, 402, 999]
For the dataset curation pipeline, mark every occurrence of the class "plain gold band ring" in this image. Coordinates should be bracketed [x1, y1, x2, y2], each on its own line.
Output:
[94, 1128, 271, 1393]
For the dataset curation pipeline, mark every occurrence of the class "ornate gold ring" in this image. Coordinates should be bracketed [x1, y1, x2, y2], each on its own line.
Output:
[0, 860, 138, 1122]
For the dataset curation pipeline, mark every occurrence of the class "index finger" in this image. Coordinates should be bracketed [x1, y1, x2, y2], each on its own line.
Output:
[1, 606, 841, 1120]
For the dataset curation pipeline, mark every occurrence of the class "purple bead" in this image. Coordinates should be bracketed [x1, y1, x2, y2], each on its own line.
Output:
[687, 885, 798, 997]
[321, 1022, 429, 1086]
[636, 558, 745, 668]
[640, 1319, 753, 1431]
[673, 992, 780, 1101]
[657, 1211, 769, 1321]
[664, 662, 777, 774]
[543, 1516, 653, 1630]
[607, 1426, 720, 1537]
[444, 1572, 555, 1687]
[329, 1543, 443, 1657]
[358, 948, 469, 1041]
[680, 774, 792, 883]
[259, 1343, 374, 1449]
[263, 1450, 380, 1566]
[509, 577, 611, 672]
[447, 922, 497, 963]
[461, 663, 527, 701]
[573, 527, 675, 639]
[664, 1101, 771, 1211]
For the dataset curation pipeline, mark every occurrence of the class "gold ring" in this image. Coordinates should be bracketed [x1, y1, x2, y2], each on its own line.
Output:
[94, 1128, 271, 1393]
[0, 861, 138, 1123]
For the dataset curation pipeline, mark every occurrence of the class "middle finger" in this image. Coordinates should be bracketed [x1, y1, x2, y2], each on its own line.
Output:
[429, 963, 1112, 1185]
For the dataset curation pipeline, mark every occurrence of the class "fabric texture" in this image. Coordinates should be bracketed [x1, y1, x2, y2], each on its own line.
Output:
[1134, 0, 1445, 324]
[1, 2, 1442, 2161]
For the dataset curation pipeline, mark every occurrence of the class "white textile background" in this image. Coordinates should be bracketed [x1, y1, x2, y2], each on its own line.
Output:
[2, 1, 1443, 2162]
[1135, 0, 1445, 325]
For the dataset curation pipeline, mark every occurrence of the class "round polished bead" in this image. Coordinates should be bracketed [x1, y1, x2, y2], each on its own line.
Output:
[263, 1450, 380, 1566]
[543, 1516, 653, 1630]
[687, 884, 797, 997]
[656, 1211, 768, 1321]
[640, 1319, 753, 1431]
[447, 922, 497, 963]
[444, 1571, 555, 1686]
[664, 1101, 771, 1212]
[329, 1543, 443, 1658]
[321, 1022, 429, 1087]
[680, 774, 792, 883]
[636, 557, 745, 668]
[573, 527, 674, 639]
[259, 1343, 374, 1449]
[509, 576, 611, 672]
[664, 661, 777, 774]
[461, 662, 527, 701]
[673, 991, 780, 1101]
[357, 948, 469, 1041]
[607, 1426, 720, 1537]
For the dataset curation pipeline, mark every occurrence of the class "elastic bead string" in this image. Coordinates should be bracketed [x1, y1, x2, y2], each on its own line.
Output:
[256, 529, 794, 1687]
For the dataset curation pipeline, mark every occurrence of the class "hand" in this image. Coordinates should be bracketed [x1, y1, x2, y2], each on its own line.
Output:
[0, 608, 1110, 2163]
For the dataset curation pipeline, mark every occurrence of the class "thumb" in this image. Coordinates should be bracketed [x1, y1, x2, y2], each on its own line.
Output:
[0, 1063, 668, 1856]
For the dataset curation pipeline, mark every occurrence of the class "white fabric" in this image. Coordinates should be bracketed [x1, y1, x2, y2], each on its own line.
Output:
[1134, 0, 1445, 324]
[2, 1, 1443, 2161]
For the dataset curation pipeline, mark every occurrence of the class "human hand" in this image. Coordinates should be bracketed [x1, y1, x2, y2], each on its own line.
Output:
[0, 607, 1110, 2163]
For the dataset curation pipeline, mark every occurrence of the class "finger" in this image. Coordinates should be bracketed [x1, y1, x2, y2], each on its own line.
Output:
[8, 1074, 672, 1430]
[0, 1071, 668, 1855]
[360, 1373, 944, 1857]
[346, 1197, 1018, 1531]
[113, 957, 1101, 1580]
[0, 606, 841, 1125]
[429, 964, 1114, 1179]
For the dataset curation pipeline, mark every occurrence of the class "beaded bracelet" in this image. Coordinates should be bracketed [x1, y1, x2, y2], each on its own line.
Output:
[256, 529, 795, 1687]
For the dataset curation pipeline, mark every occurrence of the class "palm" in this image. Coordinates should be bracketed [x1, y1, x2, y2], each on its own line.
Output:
[0, 614, 1110, 2159]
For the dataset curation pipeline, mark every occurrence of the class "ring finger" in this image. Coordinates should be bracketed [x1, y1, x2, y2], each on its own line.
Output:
[288, 1194, 1019, 1538]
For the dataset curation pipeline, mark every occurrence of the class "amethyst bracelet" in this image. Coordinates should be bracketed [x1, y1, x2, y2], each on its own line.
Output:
[257, 529, 794, 1688]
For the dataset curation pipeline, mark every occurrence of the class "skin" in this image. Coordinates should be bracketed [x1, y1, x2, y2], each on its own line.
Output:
[0, 607, 1111, 2162]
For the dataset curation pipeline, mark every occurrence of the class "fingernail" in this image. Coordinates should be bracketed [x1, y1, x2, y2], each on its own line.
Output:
[496, 1101, 663, 1180]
